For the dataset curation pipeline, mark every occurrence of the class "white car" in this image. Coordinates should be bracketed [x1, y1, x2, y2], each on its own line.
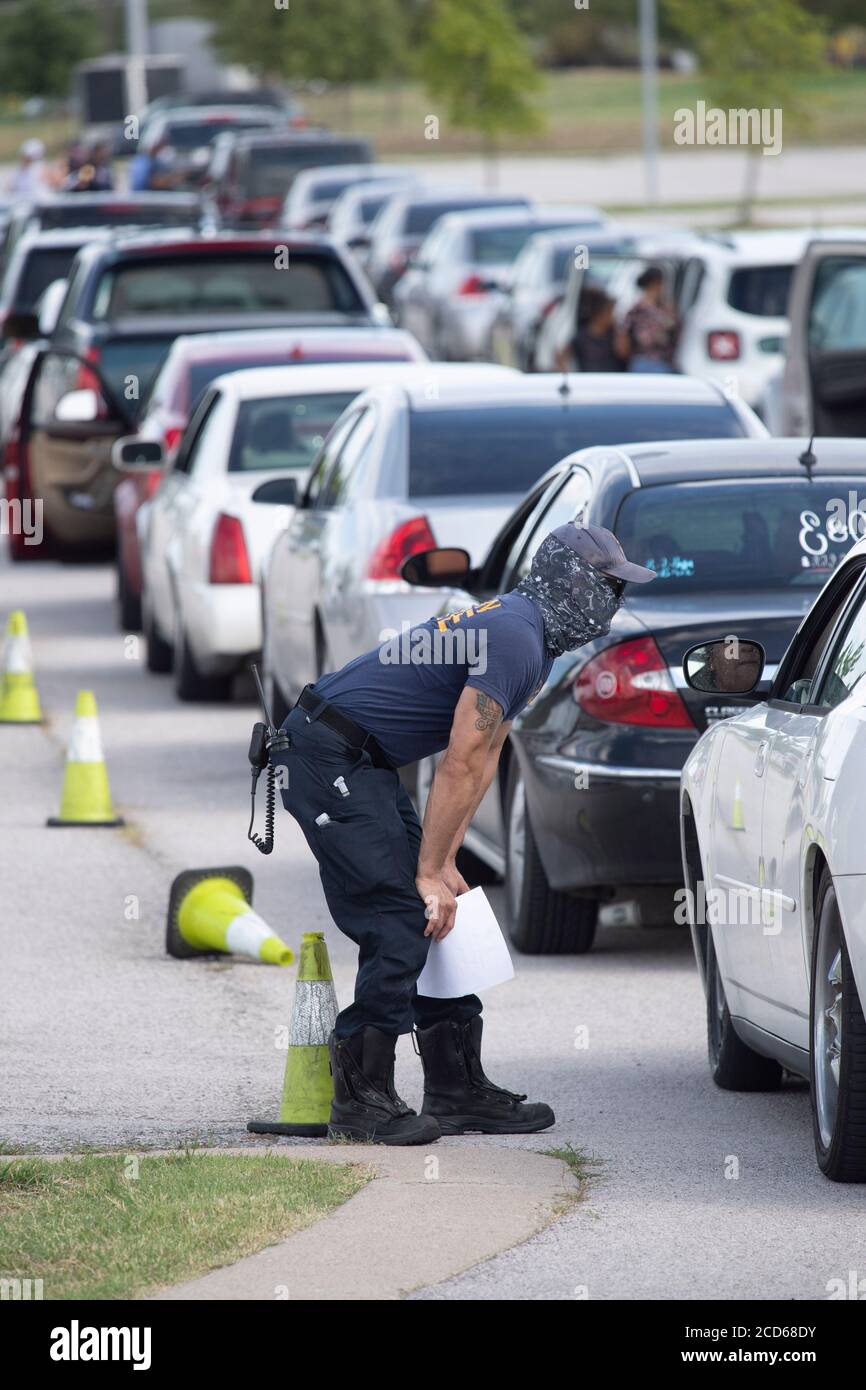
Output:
[680, 523, 866, 1180]
[393, 205, 606, 361]
[676, 231, 818, 412]
[262, 371, 764, 724]
[136, 362, 448, 700]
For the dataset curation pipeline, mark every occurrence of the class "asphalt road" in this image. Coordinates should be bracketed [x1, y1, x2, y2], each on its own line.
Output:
[3, 552, 864, 1300]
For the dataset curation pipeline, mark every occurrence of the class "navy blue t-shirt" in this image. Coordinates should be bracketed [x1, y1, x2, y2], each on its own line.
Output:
[313, 591, 552, 768]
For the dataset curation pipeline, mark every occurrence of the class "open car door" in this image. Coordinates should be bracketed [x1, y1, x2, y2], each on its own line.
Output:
[780, 238, 866, 437]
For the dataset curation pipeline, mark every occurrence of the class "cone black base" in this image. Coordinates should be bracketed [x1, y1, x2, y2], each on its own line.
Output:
[247, 1121, 329, 1137]
[166, 865, 253, 959]
[46, 816, 125, 827]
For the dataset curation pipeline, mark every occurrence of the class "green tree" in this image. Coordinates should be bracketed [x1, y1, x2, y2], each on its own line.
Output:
[418, 0, 543, 179]
[664, 0, 825, 220]
[0, 0, 98, 99]
[203, 0, 406, 86]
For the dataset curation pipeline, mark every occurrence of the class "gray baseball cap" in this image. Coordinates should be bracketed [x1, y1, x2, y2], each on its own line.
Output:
[551, 522, 657, 584]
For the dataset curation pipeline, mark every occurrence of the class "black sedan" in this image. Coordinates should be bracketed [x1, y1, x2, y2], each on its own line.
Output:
[405, 437, 866, 954]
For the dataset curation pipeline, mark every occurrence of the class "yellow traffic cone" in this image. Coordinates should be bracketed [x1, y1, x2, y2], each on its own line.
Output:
[0, 610, 42, 724]
[166, 866, 293, 965]
[248, 932, 339, 1136]
[47, 691, 123, 826]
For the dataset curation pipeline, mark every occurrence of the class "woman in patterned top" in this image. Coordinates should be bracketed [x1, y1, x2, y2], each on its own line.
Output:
[622, 265, 680, 373]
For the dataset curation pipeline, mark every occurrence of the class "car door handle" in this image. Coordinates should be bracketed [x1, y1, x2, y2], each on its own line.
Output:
[754, 741, 769, 777]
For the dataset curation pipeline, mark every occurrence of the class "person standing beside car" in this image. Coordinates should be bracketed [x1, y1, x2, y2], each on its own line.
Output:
[275, 522, 656, 1145]
[622, 266, 680, 372]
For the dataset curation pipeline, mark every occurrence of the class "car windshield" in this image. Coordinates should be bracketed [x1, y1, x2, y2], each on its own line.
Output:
[228, 392, 356, 471]
[615, 478, 860, 593]
[90, 252, 365, 318]
[726, 264, 793, 317]
[14, 246, 79, 309]
[407, 402, 744, 498]
[99, 337, 175, 404]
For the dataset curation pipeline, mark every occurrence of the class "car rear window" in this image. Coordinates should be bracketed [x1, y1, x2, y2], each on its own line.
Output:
[407, 402, 745, 498]
[227, 392, 356, 471]
[13, 246, 79, 309]
[726, 264, 793, 317]
[615, 478, 858, 593]
[165, 119, 271, 148]
[405, 198, 525, 236]
[90, 251, 365, 319]
[246, 143, 371, 196]
[38, 203, 197, 229]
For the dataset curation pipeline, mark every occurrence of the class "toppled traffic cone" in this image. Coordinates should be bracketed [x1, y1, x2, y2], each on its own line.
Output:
[166, 866, 293, 965]
[248, 931, 339, 1136]
[0, 610, 42, 724]
[47, 690, 123, 826]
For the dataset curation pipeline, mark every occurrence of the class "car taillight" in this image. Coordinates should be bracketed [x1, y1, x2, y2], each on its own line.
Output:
[540, 296, 560, 320]
[74, 345, 103, 392]
[144, 469, 163, 500]
[707, 330, 740, 361]
[388, 248, 409, 273]
[458, 274, 488, 297]
[367, 515, 436, 581]
[573, 635, 694, 729]
[209, 513, 252, 584]
[163, 425, 183, 456]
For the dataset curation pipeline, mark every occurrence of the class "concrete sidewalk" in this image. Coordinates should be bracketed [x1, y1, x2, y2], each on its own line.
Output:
[151, 1144, 580, 1301]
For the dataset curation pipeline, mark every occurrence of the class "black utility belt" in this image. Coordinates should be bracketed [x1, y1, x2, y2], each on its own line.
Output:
[296, 686, 394, 771]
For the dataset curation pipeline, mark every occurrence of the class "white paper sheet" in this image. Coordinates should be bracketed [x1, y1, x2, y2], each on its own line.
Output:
[416, 886, 514, 999]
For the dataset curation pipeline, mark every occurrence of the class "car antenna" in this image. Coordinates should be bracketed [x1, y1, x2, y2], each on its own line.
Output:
[798, 435, 817, 480]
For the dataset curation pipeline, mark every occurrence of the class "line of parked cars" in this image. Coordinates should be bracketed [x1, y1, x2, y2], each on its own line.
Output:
[4, 106, 866, 1181]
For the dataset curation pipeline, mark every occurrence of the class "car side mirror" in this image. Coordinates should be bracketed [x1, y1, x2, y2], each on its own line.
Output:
[3, 310, 40, 341]
[683, 638, 766, 696]
[111, 436, 165, 471]
[401, 547, 472, 588]
[55, 389, 102, 424]
[251, 476, 298, 506]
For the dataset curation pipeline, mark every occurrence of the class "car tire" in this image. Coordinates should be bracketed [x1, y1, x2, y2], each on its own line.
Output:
[173, 624, 233, 703]
[143, 596, 173, 674]
[504, 759, 597, 955]
[706, 929, 783, 1091]
[810, 867, 866, 1181]
[117, 558, 142, 632]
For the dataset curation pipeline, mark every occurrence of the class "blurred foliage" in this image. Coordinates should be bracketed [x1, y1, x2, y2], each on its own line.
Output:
[417, 0, 543, 148]
[663, 0, 826, 120]
[198, 0, 406, 85]
[0, 0, 99, 98]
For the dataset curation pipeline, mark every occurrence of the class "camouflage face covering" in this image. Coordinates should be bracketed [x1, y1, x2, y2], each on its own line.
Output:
[516, 532, 623, 657]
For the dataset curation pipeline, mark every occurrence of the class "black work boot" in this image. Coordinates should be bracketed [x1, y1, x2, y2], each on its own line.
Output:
[416, 1017, 555, 1135]
[328, 1027, 441, 1145]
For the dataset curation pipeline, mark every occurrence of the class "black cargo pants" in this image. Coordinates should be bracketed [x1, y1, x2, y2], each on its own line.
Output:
[276, 703, 482, 1039]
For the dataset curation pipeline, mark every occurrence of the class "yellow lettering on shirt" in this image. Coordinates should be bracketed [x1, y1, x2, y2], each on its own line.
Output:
[434, 599, 502, 632]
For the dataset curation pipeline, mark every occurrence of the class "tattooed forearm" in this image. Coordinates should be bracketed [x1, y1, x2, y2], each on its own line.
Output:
[474, 691, 503, 733]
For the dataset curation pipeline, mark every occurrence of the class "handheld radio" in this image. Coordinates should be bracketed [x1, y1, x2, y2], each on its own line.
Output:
[247, 664, 290, 855]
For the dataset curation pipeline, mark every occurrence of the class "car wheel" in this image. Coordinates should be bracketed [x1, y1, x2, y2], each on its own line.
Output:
[810, 868, 866, 1181]
[706, 929, 783, 1091]
[173, 624, 233, 702]
[143, 595, 172, 673]
[116, 557, 142, 632]
[504, 759, 597, 955]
